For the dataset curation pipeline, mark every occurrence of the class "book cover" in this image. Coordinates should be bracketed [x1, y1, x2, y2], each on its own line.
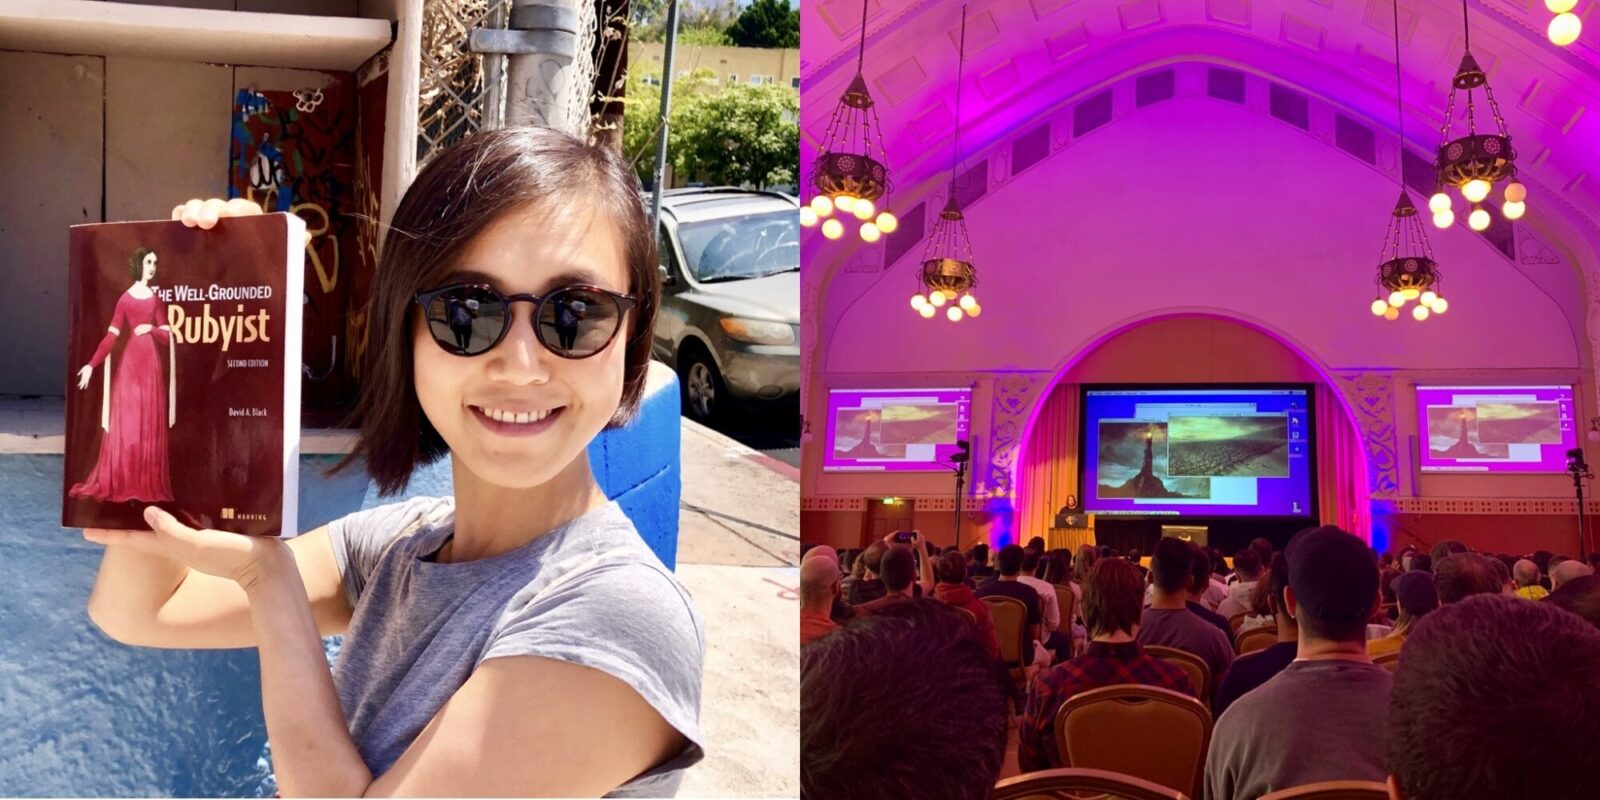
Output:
[61, 214, 305, 537]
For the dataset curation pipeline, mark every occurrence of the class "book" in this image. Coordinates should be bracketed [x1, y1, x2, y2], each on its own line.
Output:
[61, 213, 306, 537]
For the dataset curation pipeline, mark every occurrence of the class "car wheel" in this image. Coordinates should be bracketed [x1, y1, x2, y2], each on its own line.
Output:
[680, 350, 724, 423]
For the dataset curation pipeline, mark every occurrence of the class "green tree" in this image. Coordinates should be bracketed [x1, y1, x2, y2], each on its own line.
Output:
[724, 0, 798, 48]
[672, 82, 797, 188]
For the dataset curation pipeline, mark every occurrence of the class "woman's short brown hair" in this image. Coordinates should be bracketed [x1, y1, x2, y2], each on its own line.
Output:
[329, 127, 659, 496]
[128, 247, 154, 280]
[1082, 557, 1145, 639]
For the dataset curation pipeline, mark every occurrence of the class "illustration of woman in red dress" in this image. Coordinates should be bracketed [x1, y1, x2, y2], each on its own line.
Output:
[70, 247, 176, 503]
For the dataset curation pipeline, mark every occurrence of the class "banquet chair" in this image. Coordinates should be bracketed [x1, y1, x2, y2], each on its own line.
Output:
[1227, 612, 1248, 632]
[1236, 625, 1278, 655]
[1054, 685, 1212, 800]
[1054, 584, 1077, 633]
[984, 595, 1030, 689]
[1143, 645, 1211, 706]
[1258, 780, 1390, 799]
[1373, 650, 1401, 672]
[994, 767, 1190, 800]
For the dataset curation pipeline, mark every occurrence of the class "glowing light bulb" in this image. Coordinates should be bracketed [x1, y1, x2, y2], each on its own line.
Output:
[1389, 291, 1406, 307]
[875, 212, 898, 234]
[918, 304, 936, 319]
[1428, 192, 1451, 213]
[1547, 0, 1577, 13]
[853, 198, 876, 221]
[1402, 288, 1421, 301]
[1432, 209, 1455, 229]
[1384, 307, 1400, 321]
[967, 303, 981, 318]
[799, 207, 818, 227]
[946, 306, 964, 322]
[835, 194, 857, 213]
[911, 294, 927, 310]
[1469, 207, 1491, 231]
[1413, 304, 1430, 321]
[1371, 299, 1388, 316]
[1504, 181, 1527, 203]
[1550, 12, 1582, 46]
[1420, 290, 1438, 307]
[810, 195, 834, 216]
[1462, 179, 1492, 203]
[859, 222, 881, 243]
[821, 218, 844, 239]
[959, 294, 977, 311]
[1432, 297, 1448, 314]
[929, 290, 948, 308]
[1503, 200, 1525, 220]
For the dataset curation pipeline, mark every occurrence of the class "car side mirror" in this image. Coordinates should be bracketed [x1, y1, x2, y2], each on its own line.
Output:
[658, 264, 676, 287]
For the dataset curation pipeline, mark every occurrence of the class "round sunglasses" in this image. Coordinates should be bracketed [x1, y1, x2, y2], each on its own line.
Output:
[414, 283, 637, 359]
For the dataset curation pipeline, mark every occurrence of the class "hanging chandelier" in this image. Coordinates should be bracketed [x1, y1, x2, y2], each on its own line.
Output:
[799, 0, 898, 243]
[1428, 0, 1525, 233]
[910, 5, 980, 322]
[1372, 0, 1447, 323]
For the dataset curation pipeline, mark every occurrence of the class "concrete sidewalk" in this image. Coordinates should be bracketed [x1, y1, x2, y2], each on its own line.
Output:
[674, 418, 799, 798]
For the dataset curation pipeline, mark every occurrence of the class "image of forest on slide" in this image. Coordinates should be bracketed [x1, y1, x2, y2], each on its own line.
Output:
[1474, 402, 1562, 444]
[1166, 415, 1290, 477]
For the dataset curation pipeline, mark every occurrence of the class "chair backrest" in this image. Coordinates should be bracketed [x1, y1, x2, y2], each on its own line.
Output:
[1257, 780, 1390, 799]
[993, 767, 1190, 800]
[1053, 584, 1076, 632]
[955, 605, 977, 625]
[1143, 645, 1211, 705]
[1236, 625, 1278, 655]
[1054, 685, 1212, 800]
[983, 595, 1028, 665]
[1373, 650, 1401, 672]
[1227, 611, 1247, 632]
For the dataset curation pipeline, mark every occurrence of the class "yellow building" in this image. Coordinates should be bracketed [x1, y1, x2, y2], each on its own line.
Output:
[629, 42, 799, 91]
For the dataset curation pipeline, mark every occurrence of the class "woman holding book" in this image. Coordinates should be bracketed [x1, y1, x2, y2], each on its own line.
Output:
[79, 129, 702, 797]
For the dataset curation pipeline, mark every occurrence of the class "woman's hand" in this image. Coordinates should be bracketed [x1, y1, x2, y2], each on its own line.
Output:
[77, 365, 92, 390]
[133, 323, 153, 336]
[172, 198, 263, 230]
[83, 506, 289, 589]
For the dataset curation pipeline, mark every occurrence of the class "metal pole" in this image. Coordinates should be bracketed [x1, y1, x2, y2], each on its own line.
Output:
[648, 0, 680, 230]
[954, 461, 965, 548]
[482, 2, 509, 130]
[470, 0, 582, 133]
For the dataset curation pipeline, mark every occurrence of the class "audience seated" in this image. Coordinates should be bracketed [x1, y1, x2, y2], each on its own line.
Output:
[933, 551, 999, 660]
[801, 599, 1008, 799]
[1484, 556, 1513, 597]
[977, 544, 1045, 667]
[1019, 549, 1072, 661]
[1531, 550, 1555, 590]
[1186, 545, 1237, 648]
[1206, 526, 1391, 800]
[1366, 572, 1437, 660]
[969, 543, 996, 582]
[1193, 547, 1229, 611]
[1018, 558, 1194, 773]
[800, 548, 844, 645]
[1547, 574, 1600, 631]
[847, 542, 889, 605]
[1213, 552, 1297, 717]
[1513, 558, 1549, 600]
[1429, 540, 1469, 561]
[856, 542, 928, 614]
[1137, 538, 1234, 693]
[1549, 559, 1593, 591]
[1217, 548, 1263, 619]
[1385, 594, 1600, 800]
[1434, 553, 1501, 604]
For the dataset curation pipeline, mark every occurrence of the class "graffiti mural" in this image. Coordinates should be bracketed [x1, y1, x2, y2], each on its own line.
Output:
[229, 78, 359, 422]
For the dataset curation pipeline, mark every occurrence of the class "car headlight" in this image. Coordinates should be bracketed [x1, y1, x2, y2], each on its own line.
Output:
[719, 318, 794, 345]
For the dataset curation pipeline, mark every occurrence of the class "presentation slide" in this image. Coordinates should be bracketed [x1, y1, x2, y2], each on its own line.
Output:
[824, 388, 972, 472]
[1081, 387, 1315, 517]
[1417, 385, 1577, 473]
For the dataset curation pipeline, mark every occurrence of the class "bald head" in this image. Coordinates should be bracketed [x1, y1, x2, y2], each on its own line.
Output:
[1551, 559, 1594, 591]
[801, 556, 841, 612]
[803, 545, 840, 565]
[1514, 559, 1541, 588]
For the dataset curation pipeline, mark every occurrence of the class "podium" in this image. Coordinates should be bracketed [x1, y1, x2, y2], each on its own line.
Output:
[1048, 511, 1094, 551]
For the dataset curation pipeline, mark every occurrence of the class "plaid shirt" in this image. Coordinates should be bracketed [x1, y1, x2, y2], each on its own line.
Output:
[1018, 640, 1196, 772]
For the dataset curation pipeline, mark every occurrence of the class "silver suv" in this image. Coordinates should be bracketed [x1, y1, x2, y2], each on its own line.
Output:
[652, 188, 800, 422]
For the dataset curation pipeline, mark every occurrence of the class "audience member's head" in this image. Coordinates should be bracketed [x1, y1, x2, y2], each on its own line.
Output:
[1186, 544, 1213, 595]
[1485, 557, 1512, 595]
[1513, 558, 1541, 588]
[1074, 545, 1099, 583]
[970, 543, 990, 568]
[1379, 567, 1401, 605]
[1380, 552, 1395, 569]
[1127, 547, 1143, 565]
[861, 542, 887, 578]
[1430, 539, 1469, 561]
[996, 544, 1025, 577]
[1099, 545, 1115, 560]
[1549, 554, 1572, 574]
[1083, 557, 1144, 639]
[801, 599, 1008, 799]
[1547, 575, 1600, 631]
[848, 551, 867, 580]
[1435, 553, 1502, 604]
[1249, 537, 1274, 566]
[1261, 553, 1293, 629]
[1026, 536, 1046, 553]
[1400, 547, 1417, 571]
[1210, 547, 1229, 577]
[879, 545, 916, 594]
[1044, 550, 1073, 585]
[1285, 526, 1378, 644]
[800, 554, 841, 612]
[1232, 548, 1263, 582]
[1551, 559, 1593, 591]
[1386, 594, 1600, 800]
[1391, 571, 1439, 623]
[1587, 553, 1600, 571]
[1409, 554, 1433, 573]
[1532, 550, 1554, 577]
[801, 543, 838, 565]
[1021, 549, 1043, 576]
[1149, 537, 1193, 597]
[934, 552, 967, 586]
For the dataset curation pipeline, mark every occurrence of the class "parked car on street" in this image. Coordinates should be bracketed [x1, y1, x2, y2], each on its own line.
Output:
[651, 188, 799, 422]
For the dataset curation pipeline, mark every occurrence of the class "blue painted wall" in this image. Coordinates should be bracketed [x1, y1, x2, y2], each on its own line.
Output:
[0, 372, 679, 796]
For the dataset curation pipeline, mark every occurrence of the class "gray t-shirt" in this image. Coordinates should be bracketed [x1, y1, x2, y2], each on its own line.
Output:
[1136, 607, 1235, 685]
[326, 495, 705, 797]
[1205, 659, 1393, 800]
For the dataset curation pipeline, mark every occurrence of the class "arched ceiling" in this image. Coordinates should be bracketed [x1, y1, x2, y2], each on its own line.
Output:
[799, 0, 1600, 235]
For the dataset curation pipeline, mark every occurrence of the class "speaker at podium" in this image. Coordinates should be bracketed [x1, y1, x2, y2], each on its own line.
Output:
[1048, 494, 1094, 550]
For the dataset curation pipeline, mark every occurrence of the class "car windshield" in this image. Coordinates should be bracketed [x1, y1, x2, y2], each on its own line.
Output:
[675, 210, 800, 283]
